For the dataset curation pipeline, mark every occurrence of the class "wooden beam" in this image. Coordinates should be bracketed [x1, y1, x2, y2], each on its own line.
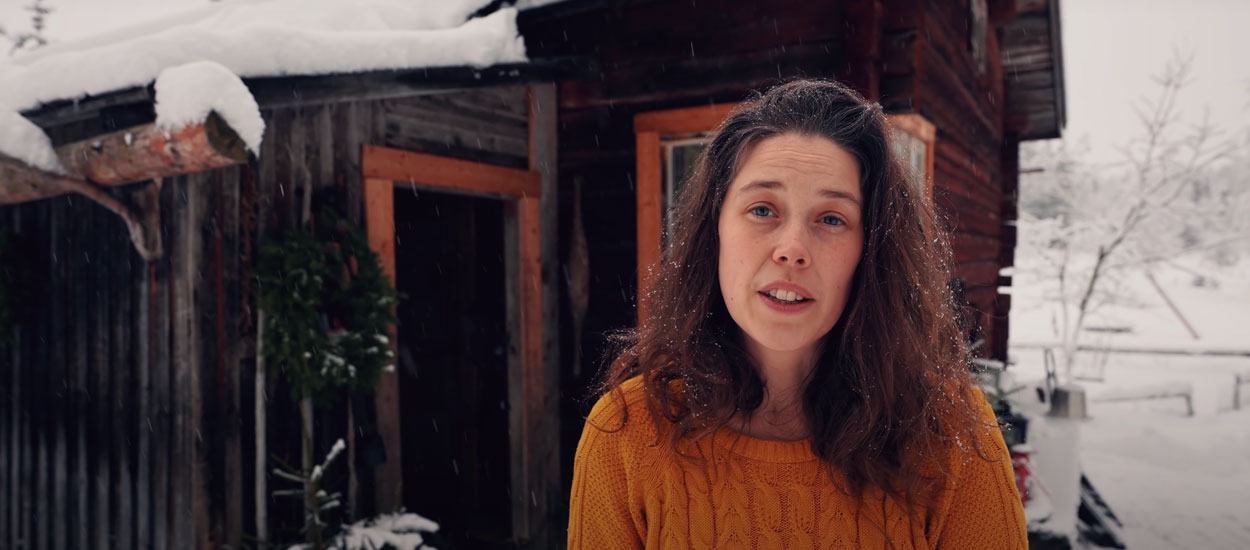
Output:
[59, 112, 249, 186]
[363, 177, 403, 513]
[633, 103, 738, 135]
[0, 155, 80, 205]
[842, 0, 884, 100]
[634, 131, 662, 324]
[362, 145, 541, 199]
[0, 155, 163, 260]
[1, 113, 249, 206]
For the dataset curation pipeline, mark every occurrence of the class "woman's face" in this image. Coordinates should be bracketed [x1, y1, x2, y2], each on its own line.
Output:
[717, 133, 864, 358]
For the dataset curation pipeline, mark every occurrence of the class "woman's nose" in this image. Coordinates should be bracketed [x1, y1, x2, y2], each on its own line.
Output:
[772, 223, 809, 266]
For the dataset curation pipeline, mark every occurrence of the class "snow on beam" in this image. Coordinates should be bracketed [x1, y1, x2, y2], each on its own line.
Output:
[0, 112, 248, 203]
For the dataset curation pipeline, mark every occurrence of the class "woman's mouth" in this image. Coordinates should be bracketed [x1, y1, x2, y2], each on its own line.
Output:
[761, 288, 811, 305]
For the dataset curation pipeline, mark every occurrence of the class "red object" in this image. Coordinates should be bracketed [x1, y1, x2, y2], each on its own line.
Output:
[1011, 449, 1033, 505]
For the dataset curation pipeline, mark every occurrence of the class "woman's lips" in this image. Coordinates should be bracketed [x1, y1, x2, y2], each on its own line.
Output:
[758, 291, 814, 313]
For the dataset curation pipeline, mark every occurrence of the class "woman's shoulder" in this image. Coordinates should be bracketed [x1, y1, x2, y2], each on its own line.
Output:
[584, 375, 654, 435]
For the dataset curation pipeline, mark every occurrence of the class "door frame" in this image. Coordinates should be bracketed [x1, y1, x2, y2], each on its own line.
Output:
[361, 143, 545, 541]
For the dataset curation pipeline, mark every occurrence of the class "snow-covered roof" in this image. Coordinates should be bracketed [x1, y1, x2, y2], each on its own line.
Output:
[0, 0, 528, 114]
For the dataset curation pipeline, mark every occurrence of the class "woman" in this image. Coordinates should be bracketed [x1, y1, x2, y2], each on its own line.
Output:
[568, 79, 1026, 549]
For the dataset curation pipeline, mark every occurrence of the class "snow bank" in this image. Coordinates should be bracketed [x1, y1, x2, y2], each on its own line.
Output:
[0, 107, 65, 173]
[288, 511, 440, 550]
[155, 61, 265, 154]
[0, 0, 526, 112]
[1006, 349, 1250, 548]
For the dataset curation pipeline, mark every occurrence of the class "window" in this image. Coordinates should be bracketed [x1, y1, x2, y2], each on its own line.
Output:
[634, 103, 738, 320]
[661, 136, 711, 238]
[887, 113, 936, 200]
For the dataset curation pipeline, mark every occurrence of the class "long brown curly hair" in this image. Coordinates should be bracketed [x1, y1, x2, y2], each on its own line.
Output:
[597, 79, 991, 517]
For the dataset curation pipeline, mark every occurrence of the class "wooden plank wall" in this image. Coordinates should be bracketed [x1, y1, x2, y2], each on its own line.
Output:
[0, 84, 532, 549]
[881, 0, 1013, 357]
[0, 176, 205, 550]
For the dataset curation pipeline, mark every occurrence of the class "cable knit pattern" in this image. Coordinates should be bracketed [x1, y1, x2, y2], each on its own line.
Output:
[568, 377, 1028, 549]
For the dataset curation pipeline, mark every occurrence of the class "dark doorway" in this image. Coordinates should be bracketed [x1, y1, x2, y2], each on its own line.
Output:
[394, 188, 512, 549]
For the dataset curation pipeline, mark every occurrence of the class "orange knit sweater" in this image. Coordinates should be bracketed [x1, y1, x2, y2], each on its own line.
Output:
[567, 377, 1027, 549]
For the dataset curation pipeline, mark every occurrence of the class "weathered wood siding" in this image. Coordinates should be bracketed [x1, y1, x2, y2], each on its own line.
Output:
[0, 84, 533, 549]
[880, 0, 1015, 358]
[0, 176, 210, 550]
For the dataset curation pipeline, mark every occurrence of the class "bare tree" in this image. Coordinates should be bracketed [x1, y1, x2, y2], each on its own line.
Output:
[1, 0, 54, 55]
[1019, 52, 1240, 380]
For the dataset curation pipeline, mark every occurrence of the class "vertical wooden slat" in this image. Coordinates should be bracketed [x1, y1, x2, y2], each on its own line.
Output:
[40, 198, 61, 550]
[200, 171, 224, 548]
[503, 198, 526, 541]
[171, 174, 206, 549]
[169, 175, 186, 549]
[72, 199, 89, 549]
[258, 109, 278, 241]
[519, 195, 544, 543]
[16, 205, 35, 550]
[222, 167, 244, 550]
[0, 209, 9, 549]
[17, 207, 37, 550]
[634, 131, 661, 323]
[527, 83, 560, 547]
[246, 155, 270, 543]
[112, 202, 134, 550]
[44, 198, 62, 550]
[289, 108, 308, 224]
[134, 182, 158, 550]
[503, 189, 545, 544]
[345, 102, 367, 225]
[269, 109, 293, 232]
[151, 181, 171, 550]
[93, 195, 112, 549]
[333, 102, 366, 519]
[363, 176, 402, 514]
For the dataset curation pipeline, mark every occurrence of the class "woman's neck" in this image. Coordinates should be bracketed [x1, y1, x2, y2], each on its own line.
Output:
[733, 335, 822, 441]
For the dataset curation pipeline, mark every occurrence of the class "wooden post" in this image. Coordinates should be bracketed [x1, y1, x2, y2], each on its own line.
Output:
[254, 309, 268, 543]
[363, 176, 402, 513]
[505, 195, 544, 542]
[634, 131, 661, 323]
[527, 82, 560, 546]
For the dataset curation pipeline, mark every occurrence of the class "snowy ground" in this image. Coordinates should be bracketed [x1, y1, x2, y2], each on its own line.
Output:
[1007, 256, 1250, 549]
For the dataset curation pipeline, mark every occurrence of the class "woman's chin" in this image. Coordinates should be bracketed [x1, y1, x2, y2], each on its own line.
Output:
[741, 329, 822, 355]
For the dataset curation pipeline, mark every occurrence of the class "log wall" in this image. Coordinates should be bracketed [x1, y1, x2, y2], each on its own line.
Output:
[881, 0, 1014, 357]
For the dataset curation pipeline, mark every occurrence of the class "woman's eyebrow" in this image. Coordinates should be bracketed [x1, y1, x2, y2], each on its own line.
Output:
[818, 188, 862, 206]
[739, 180, 861, 206]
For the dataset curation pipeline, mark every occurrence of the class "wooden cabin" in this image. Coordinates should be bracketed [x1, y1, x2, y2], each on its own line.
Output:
[0, 1, 1064, 549]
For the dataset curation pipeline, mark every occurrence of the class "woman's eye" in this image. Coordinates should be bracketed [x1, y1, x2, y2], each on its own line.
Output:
[750, 205, 773, 217]
[820, 215, 844, 227]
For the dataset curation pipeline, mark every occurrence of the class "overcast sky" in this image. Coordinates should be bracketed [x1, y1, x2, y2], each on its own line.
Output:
[1060, 0, 1250, 165]
[3, 0, 1249, 166]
